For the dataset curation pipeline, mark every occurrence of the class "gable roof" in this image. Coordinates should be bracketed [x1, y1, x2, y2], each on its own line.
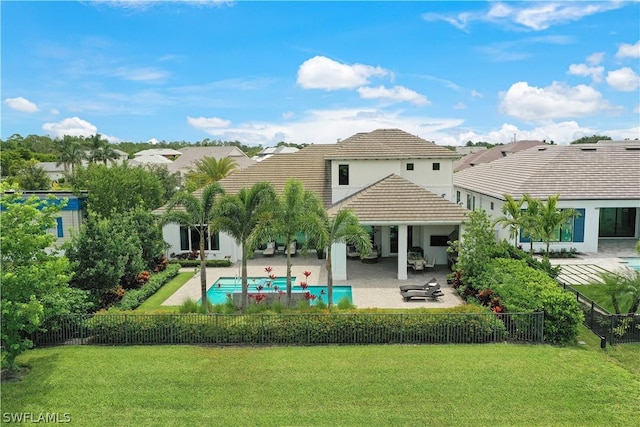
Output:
[166, 146, 255, 175]
[454, 141, 640, 200]
[129, 154, 174, 165]
[326, 129, 460, 160]
[133, 148, 182, 157]
[454, 140, 545, 172]
[328, 174, 468, 223]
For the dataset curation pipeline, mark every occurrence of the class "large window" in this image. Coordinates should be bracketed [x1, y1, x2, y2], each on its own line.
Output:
[520, 208, 585, 243]
[179, 226, 220, 251]
[599, 208, 637, 237]
[338, 164, 349, 185]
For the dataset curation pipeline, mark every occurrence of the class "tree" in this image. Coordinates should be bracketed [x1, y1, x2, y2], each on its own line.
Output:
[313, 209, 371, 308]
[1, 193, 88, 370]
[185, 157, 238, 189]
[161, 184, 224, 311]
[274, 180, 325, 306]
[14, 160, 51, 190]
[570, 135, 611, 144]
[214, 182, 278, 311]
[493, 194, 524, 246]
[84, 133, 116, 164]
[55, 135, 84, 174]
[520, 194, 541, 254]
[535, 195, 579, 257]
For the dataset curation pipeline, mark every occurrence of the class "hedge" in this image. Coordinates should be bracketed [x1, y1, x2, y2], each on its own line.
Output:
[485, 258, 583, 344]
[116, 264, 180, 310]
[168, 259, 232, 268]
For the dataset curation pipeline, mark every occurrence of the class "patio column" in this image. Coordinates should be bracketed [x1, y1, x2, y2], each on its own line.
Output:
[331, 242, 347, 281]
[397, 224, 408, 280]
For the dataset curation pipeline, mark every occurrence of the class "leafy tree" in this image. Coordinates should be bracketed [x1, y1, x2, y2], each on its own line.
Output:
[69, 163, 165, 218]
[493, 194, 524, 246]
[570, 135, 611, 144]
[535, 195, 579, 257]
[1, 193, 88, 370]
[147, 164, 182, 202]
[14, 160, 51, 190]
[274, 180, 325, 306]
[119, 208, 168, 271]
[185, 156, 238, 188]
[214, 182, 278, 311]
[54, 135, 84, 174]
[313, 209, 371, 308]
[161, 184, 224, 311]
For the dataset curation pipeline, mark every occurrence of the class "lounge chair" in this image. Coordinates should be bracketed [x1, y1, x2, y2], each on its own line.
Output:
[399, 278, 439, 292]
[285, 241, 297, 256]
[424, 256, 436, 270]
[409, 260, 424, 273]
[401, 285, 444, 302]
[347, 244, 360, 259]
[263, 241, 275, 257]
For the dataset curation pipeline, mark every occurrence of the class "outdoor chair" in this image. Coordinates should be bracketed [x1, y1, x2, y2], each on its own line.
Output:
[346, 244, 360, 259]
[424, 256, 436, 270]
[399, 278, 439, 292]
[400, 285, 444, 302]
[285, 241, 297, 256]
[263, 241, 275, 257]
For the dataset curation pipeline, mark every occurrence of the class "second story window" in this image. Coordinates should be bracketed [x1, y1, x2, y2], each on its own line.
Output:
[339, 164, 349, 185]
[406, 163, 414, 171]
[432, 162, 440, 171]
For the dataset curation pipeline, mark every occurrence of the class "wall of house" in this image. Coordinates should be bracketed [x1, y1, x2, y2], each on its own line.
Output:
[331, 158, 455, 203]
[453, 186, 640, 253]
[162, 224, 239, 262]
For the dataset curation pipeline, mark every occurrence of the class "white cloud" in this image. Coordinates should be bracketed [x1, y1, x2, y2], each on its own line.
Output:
[282, 111, 294, 119]
[424, 2, 625, 31]
[470, 90, 483, 98]
[4, 97, 39, 113]
[187, 116, 232, 130]
[42, 117, 98, 137]
[606, 67, 640, 91]
[148, 138, 159, 145]
[453, 102, 467, 110]
[111, 67, 169, 83]
[50, 108, 60, 115]
[297, 56, 389, 90]
[499, 81, 611, 121]
[587, 52, 605, 65]
[615, 40, 640, 59]
[357, 85, 429, 105]
[568, 63, 604, 82]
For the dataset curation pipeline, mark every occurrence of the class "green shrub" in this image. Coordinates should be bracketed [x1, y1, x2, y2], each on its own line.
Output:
[117, 264, 180, 310]
[168, 259, 232, 268]
[337, 296, 354, 310]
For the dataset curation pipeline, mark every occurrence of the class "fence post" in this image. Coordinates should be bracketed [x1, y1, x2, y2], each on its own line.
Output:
[261, 314, 265, 345]
[400, 313, 404, 344]
[590, 302, 595, 330]
[124, 314, 129, 345]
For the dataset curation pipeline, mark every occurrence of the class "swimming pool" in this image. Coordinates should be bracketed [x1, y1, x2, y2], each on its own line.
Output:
[622, 257, 640, 271]
[205, 276, 353, 305]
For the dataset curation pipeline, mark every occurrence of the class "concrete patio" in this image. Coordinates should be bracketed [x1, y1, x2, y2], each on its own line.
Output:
[162, 251, 462, 309]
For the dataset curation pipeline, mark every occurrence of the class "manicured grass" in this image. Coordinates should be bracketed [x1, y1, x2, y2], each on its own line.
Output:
[3, 339, 639, 426]
[572, 284, 634, 314]
[135, 272, 193, 312]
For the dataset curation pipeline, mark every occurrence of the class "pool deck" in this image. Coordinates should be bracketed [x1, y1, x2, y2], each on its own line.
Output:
[162, 252, 462, 309]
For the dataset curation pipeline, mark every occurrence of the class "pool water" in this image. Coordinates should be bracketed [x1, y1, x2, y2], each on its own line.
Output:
[205, 276, 353, 305]
[622, 257, 640, 271]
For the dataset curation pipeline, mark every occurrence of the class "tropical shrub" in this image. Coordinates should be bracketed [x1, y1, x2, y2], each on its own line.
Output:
[116, 264, 180, 311]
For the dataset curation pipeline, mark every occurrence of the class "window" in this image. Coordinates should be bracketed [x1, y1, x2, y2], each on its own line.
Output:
[179, 226, 220, 251]
[456, 191, 461, 204]
[56, 217, 64, 238]
[490, 202, 494, 211]
[406, 163, 414, 171]
[432, 162, 440, 171]
[520, 209, 585, 244]
[466, 194, 472, 209]
[338, 164, 349, 186]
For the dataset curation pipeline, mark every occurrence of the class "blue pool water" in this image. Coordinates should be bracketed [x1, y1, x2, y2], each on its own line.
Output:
[622, 257, 640, 271]
[205, 276, 353, 305]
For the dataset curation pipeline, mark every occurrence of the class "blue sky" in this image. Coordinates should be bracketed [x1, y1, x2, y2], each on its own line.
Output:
[2, 1, 639, 146]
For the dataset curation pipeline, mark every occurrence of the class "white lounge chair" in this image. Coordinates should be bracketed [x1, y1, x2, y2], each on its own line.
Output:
[263, 241, 275, 257]
[285, 241, 297, 256]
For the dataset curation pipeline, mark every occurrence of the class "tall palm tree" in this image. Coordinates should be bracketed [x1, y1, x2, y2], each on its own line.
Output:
[521, 194, 541, 254]
[55, 135, 84, 174]
[493, 194, 524, 246]
[160, 183, 224, 312]
[84, 133, 118, 164]
[275, 179, 324, 307]
[214, 182, 278, 311]
[185, 157, 238, 188]
[313, 209, 371, 308]
[536, 194, 579, 257]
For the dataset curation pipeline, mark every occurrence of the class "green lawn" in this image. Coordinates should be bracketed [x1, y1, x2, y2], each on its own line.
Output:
[3, 332, 638, 426]
[572, 284, 635, 314]
[135, 272, 193, 312]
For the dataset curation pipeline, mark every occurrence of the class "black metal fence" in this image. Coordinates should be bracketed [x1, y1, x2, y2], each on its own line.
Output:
[559, 282, 640, 345]
[32, 312, 545, 347]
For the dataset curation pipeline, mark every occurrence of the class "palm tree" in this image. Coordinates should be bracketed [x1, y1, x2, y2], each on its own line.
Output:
[185, 157, 238, 188]
[520, 194, 541, 254]
[84, 133, 118, 165]
[536, 195, 579, 257]
[313, 209, 371, 309]
[55, 135, 84, 174]
[160, 183, 224, 312]
[275, 179, 324, 307]
[493, 194, 524, 246]
[214, 182, 278, 311]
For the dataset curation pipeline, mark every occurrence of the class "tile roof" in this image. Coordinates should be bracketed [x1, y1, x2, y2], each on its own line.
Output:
[454, 142, 640, 200]
[129, 154, 174, 165]
[328, 174, 469, 223]
[165, 146, 255, 175]
[454, 140, 545, 172]
[133, 148, 182, 157]
[326, 129, 460, 160]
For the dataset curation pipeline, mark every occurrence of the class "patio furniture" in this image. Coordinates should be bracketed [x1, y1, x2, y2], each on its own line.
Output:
[399, 278, 439, 292]
[424, 256, 436, 270]
[361, 245, 380, 263]
[401, 285, 444, 302]
[347, 244, 360, 259]
[263, 241, 275, 257]
[285, 241, 297, 256]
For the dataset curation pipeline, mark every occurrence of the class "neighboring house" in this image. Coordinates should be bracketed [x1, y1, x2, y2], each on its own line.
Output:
[129, 154, 174, 166]
[1, 190, 87, 248]
[158, 129, 469, 281]
[454, 141, 640, 253]
[165, 146, 255, 179]
[454, 140, 545, 172]
[253, 146, 299, 162]
[133, 148, 182, 159]
[36, 162, 66, 181]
